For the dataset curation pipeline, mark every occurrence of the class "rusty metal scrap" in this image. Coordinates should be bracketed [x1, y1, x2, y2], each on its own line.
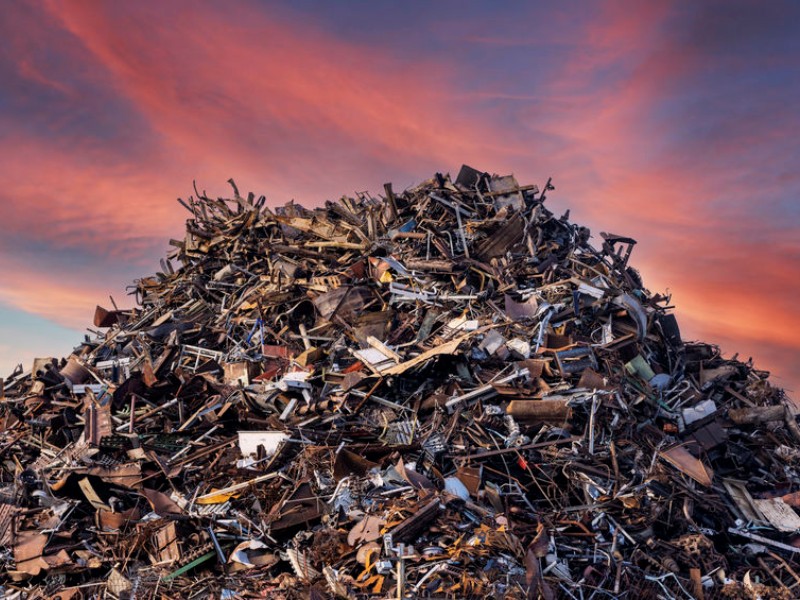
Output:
[1, 165, 799, 599]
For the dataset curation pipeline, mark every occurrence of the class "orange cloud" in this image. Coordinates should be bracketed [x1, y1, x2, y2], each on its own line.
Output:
[0, 254, 122, 329]
[495, 2, 800, 393]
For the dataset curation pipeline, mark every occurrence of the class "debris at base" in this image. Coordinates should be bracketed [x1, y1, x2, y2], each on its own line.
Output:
[1, 166, 798, 599]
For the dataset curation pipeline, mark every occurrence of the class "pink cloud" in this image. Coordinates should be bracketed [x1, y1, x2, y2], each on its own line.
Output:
[42, 0, 524, 190]
[0, 133, 180, 252]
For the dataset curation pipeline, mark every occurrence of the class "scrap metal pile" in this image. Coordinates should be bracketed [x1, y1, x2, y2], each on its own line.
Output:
[2, 166, 799, 599]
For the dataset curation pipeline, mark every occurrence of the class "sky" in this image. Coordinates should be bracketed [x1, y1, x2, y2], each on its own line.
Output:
[0, 0, 798, 395]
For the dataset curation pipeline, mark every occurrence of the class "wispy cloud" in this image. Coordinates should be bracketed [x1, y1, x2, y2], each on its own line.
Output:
[0, 0, 797, 391]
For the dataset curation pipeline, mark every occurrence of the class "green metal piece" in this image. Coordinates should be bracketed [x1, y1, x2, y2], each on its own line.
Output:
[161, 549, 217, 582]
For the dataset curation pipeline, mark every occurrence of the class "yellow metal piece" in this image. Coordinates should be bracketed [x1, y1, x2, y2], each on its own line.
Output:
[195, 489, 241, 504]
